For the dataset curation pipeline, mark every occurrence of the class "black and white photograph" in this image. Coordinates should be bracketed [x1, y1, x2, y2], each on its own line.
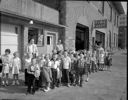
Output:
[0, 0, 127, 100]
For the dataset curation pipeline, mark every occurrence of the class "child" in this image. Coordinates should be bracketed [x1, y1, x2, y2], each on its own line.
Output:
[56, 51, 63, 87]
[106, 53, 112, 71]
[39, 54, 46, 89]
[61, 50, 71, 87]
[1, 49, 11, 86]
[27, 58, 40, 95]
[51, 54, 60, 89]
[69, 53, 77, 86]
[24, 53, 32, 86]
[91, 52, 97, 73]
[76, 53, 86, 87]
[42, 54, 52, 92]
[86, 51, 91, 75]
[99, 52, 105, 71]
[11, 52, 21, 85]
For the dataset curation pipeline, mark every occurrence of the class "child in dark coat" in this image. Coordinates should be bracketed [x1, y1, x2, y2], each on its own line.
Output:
[106, 53, 112, 71]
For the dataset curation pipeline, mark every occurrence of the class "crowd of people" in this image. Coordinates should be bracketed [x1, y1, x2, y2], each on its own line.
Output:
[0, 39, 112, 95]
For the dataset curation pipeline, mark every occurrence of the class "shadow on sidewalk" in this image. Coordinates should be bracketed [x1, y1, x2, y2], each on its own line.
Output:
[0, 78, 27, 94]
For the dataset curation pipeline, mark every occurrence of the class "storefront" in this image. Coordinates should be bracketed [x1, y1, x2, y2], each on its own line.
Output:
[0, 12, 65, 69]
[92, 19, 107, 49]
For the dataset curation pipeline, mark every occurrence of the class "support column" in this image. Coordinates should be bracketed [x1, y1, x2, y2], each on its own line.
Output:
[20, 26, 28, 70]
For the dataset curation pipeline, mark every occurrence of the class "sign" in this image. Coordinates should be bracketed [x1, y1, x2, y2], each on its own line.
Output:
[94, 19, 107, 28]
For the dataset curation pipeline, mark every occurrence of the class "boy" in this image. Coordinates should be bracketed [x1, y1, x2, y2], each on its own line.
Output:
[27, 58, 40, 95]
[51, 54, 60, 89]
[76, 53, 86, 87]
[62, 50, 71, 87]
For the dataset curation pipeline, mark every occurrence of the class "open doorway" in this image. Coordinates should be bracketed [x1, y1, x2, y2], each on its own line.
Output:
[75, 23, 89, 51]
[95, 30, 105, 48]
[28, 28, 39, 44]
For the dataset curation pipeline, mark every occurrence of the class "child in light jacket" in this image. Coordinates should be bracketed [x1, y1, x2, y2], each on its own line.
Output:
[11, 52, 21, 85]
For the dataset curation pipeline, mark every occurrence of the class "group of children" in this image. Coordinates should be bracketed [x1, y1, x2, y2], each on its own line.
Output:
[0, 48, 112, 95]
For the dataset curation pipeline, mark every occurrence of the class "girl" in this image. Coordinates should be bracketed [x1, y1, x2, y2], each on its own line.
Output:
[1, 49, 11, 86]
[41, 54, 52, 92]
[11, 52, 21, 85]
[99, 51, 105, 71]
[24, 53, 32, 86]
[27, 58, 40, 95]
[91, 52, 97, 73]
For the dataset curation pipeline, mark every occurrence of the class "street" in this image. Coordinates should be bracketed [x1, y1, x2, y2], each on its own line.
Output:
[0, 51, 127, 100]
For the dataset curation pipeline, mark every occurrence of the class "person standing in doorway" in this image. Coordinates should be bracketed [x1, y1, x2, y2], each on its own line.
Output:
[56, 40, 64, 54]
[25, 39, 38, 58]
[96, 42, 105, 71]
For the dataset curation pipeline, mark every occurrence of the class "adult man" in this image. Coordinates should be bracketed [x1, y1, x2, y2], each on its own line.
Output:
[56, 40, 64, 54]
[25, 39, 38, 58]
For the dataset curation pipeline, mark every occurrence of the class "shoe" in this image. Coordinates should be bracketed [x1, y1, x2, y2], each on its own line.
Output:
[86, 78, 89, 82]
[12, 81, 15, 85]
[67, 84, 70, 87]
[2, 81, 6, 86]
[6, 81, 9, 86]
[80, 84, 83, 87]
[44, 87, 50, 92]
[16, 80, 20, 85]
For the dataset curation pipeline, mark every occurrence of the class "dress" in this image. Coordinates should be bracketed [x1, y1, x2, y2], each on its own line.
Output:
[11, 57, 21, 74]
[99, 54, 104, 64]
[2, 54, 11, 74]
[41, 60, 52, 83]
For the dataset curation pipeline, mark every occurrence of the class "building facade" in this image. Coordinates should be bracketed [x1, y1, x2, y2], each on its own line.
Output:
[59, 1, 124, 51]
[118, 14, 127, 49]
[0, 0, 124, 69]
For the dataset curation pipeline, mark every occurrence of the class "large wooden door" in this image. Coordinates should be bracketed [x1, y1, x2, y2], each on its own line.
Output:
[1, 23, 18, 55]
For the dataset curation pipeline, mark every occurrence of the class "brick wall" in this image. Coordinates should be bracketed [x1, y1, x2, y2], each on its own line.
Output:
[60, 1, 120, 51]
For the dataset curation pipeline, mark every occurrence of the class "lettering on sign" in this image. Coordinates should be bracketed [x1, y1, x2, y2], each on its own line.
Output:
[94, 19, 107, 28]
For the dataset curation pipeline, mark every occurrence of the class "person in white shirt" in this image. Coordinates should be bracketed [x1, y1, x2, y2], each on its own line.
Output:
[25, 39, 38, 58]
[62, 50, 71, 87]
[11, 52, 21, 85]
[51, 54, 60, 89]
[56, 40, 64, 54]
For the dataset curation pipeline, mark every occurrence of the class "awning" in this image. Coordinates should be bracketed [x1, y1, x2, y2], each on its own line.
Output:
[77, 16, 89, 27]
[0, 8, 67, 28]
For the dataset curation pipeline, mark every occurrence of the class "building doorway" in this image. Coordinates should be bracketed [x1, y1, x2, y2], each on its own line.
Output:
[96, 30, 105, 48]
[75, 23, 89, 51]
[28, 28, 39, 44]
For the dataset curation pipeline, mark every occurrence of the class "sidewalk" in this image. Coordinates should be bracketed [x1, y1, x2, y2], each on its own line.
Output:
[0, 52, 127, 100]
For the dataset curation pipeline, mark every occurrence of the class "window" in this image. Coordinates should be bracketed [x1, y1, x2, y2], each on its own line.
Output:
[109, 4, 112, 22]
[28, 28, 44, 46]
[117, 15, 118, 27]
[114, 12, 116, 25]
[47, 36, 50, 45]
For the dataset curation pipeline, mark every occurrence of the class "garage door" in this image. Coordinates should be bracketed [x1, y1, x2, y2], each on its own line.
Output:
[1, 23, 18, 55]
